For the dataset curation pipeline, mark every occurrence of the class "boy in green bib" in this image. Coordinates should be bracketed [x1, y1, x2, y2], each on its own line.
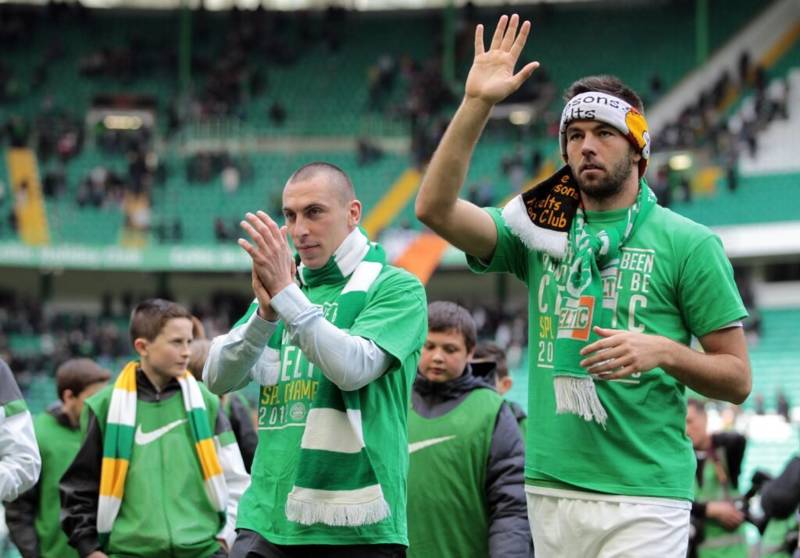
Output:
[415, 14, 751, 557]
[204, 162, 427, 558]
[407, 302, 529, 558]
[60, 299, 250, 558]
[6, 358, 110, 558]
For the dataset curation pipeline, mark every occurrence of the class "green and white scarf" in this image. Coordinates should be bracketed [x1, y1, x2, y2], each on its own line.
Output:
[268, 228, 390, 526]
[98, 362, 227, 547]
[503, 167, 656, 426]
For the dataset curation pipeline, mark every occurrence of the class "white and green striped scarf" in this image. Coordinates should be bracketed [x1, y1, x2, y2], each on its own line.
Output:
[97, 362, 227, 546]
[268, 228, 390, 526]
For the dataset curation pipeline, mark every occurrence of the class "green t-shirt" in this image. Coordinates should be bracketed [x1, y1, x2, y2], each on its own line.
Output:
[238, 265, 428, 546]
[468, 204, 747, 501]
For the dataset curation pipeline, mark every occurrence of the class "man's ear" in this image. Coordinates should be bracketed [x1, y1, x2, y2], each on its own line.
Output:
[349, 199, 362, 227]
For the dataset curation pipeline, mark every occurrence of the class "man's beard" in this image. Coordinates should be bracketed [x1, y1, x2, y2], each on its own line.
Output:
[574, 150, 635, 201]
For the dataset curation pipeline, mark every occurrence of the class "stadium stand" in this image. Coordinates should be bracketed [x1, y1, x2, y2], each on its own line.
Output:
[1, 1, 799, 556]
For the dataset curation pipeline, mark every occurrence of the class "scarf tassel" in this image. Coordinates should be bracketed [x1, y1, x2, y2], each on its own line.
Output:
[286, 493, 390, 527]
[554, 376, 608, 428]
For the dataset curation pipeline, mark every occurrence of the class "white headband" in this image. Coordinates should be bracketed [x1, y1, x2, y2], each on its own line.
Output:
[559, 91, 651, 173]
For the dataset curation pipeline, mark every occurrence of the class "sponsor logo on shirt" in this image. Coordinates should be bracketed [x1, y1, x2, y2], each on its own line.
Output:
[289, 402, 307, 421]
[134, 418, 188, 446]
[558, 295, 595, 341]
[409, 435, 456, 454]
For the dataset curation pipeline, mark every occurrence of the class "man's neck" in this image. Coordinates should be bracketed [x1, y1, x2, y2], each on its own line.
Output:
[581, 176, 640, 212]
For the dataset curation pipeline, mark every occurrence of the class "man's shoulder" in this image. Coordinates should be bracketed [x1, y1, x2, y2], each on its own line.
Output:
[373, 264, 425, 295]
[648, 204, 717, 243]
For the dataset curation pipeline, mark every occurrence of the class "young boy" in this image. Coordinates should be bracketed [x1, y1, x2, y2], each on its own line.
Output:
[6, 358, 110, 558]
[407, 301, 530, 558]
[60, 299, 250, 558]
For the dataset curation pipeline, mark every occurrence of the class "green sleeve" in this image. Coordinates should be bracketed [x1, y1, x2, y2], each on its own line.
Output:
[678, 235, 747, 337]
[465, 207, 529, 284]
[349, 268, 428, 367]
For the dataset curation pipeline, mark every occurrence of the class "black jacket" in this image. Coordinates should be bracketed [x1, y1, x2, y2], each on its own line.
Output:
[59, 370, 233, 558]
[5, 403, 73, 558]
[412, 369, 532, 558]
[691, 431, 747, 518]
[761, 456, 800, 520]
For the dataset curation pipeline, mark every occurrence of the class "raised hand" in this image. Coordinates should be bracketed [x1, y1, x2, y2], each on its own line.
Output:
[466, 14, 539, 106]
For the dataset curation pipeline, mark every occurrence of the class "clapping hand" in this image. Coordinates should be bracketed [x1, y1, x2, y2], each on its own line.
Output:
[239, 211, 295, 298]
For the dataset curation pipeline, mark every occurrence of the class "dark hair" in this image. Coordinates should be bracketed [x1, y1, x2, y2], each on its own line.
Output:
[564, 75, 644, 113]
[56, 358, 111, 401]
[188, 339, 211, 381]
[287, 161, 355, 203]
[427, 301, 477, 352]
[129, 298, 193, 345]
[687, 398, 707, 414]
[472, 342, 508, 379]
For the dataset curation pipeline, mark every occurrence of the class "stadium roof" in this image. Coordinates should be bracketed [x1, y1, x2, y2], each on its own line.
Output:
[0, 0, 606, 11]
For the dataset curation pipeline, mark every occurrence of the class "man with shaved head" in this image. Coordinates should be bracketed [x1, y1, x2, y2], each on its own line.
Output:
[205, 162, 427, 558]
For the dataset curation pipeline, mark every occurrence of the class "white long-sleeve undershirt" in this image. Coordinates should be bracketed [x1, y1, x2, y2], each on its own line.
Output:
[204, 283, 391, 394]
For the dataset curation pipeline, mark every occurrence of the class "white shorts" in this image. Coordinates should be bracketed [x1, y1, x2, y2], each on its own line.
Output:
[526, 487, 690, 558]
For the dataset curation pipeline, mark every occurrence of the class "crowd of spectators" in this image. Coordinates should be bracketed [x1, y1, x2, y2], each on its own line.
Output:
[0, 289, 252, 390]
[186, 151, 253, 190]
[0, 286, 530, 407]
[654, 52, 790, 182]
